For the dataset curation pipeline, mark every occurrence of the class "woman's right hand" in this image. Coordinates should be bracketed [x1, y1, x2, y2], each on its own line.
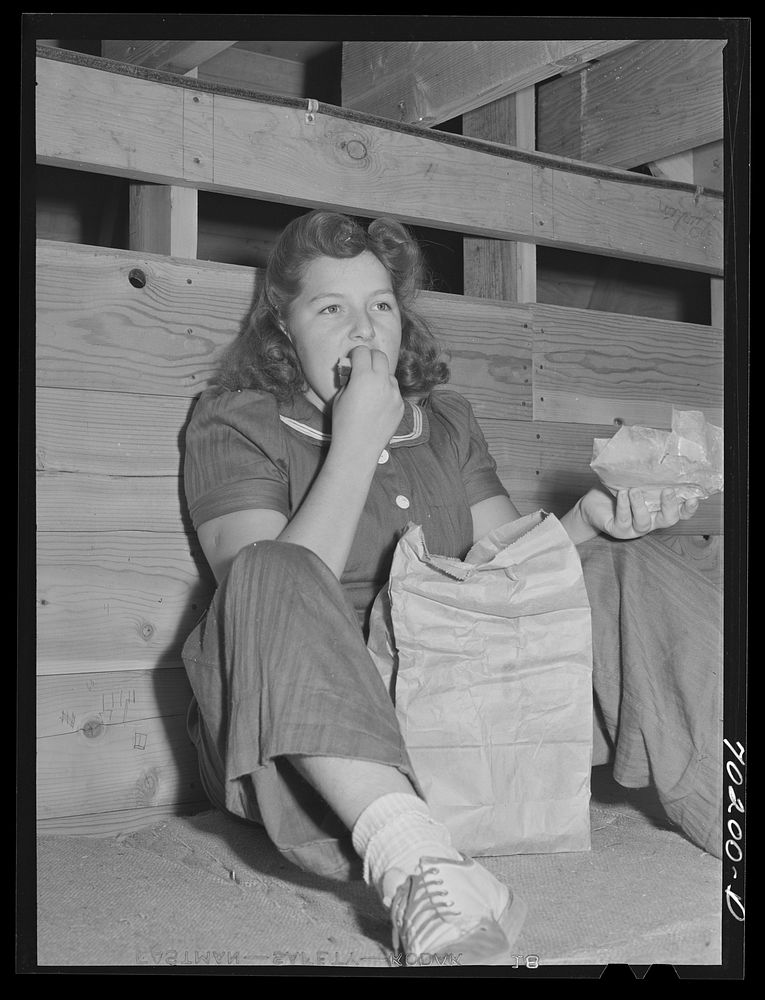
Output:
[329, 345, 405, 462]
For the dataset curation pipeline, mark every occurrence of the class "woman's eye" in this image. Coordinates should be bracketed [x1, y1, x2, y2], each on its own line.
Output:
[320, 304, 341, 315]
[374, 301, 393, 311]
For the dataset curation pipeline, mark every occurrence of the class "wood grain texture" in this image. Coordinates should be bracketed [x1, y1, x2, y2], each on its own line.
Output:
[37, 801, 209, 837]
[37, 388, 194, 476]
[38, 413, 721, 539]
[420, 293, 533, 420]
[529, 166, 721, 275]
[36, 243, 533, 409]
[213, 94, 722, 273]
[341, 40, 636, 125]
[37, 473, 189, 533]
[530, 303, 723, 428]
[37, 688, 204, 820]
[37, 56, 186, 180]
[40, 244, 720, 428]
[212, 93, 537, 239]
[38, 667, 195, 738]
[37, 532, 214, 673]
[129, 184, 199, 258]
[536, 39, 724, 169]
[36, 241, 258, 396]
[36, 54, 723, 272]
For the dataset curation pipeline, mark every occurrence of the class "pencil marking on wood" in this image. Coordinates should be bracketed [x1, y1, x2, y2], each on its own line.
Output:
[59, 710, 77, 730]
[659, 201, 712, 243]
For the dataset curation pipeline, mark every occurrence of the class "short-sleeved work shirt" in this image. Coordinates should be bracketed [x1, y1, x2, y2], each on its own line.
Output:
[183, 386, 508, 626]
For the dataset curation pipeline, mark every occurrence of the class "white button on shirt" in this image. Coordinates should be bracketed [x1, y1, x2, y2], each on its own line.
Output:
[378, 449, 389, 464]
[395, 494, 411, 509]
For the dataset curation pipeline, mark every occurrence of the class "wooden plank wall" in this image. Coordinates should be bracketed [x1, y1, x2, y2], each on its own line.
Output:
[36, 243, 724, 830]
[534, 37, 726, 578]
[34, 45, 725, 834]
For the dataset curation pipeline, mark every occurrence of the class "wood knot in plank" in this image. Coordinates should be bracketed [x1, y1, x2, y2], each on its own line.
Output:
[81, 716, 105, 739]
[139, 621, 156, 641]
[134, 767, 160, 805]
[344, 139, 367, 160]
[334, 131, 372, 169]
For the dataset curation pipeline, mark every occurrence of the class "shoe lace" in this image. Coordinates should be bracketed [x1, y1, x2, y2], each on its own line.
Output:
[419, 866, 461, 916]
[392, 864, 465, 951]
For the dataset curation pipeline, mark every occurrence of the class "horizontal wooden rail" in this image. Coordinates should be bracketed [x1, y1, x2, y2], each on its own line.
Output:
[35, 48, 723, 274]
[531, 304, 723, 428]
[37, 529, 214, 674]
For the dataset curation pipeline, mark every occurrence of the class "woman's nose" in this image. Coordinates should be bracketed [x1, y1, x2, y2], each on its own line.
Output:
[349, 313, 375, 341]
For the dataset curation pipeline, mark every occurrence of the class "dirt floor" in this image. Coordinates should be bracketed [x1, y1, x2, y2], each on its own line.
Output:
[33, 768, 724, 973]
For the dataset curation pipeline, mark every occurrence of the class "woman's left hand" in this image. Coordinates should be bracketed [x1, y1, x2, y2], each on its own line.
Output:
[579, 486, 699, 540]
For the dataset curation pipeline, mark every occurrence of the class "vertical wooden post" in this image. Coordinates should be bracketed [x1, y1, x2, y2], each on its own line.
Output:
[128, 67, 200, 259]
[128, 184, 199, 258]
[462, 86, 537, 302]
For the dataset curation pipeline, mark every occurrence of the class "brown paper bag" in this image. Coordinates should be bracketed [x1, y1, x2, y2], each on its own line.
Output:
[367, 511, 594, 856]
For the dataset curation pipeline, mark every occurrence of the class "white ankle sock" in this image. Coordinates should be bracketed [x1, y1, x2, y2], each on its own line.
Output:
[351, 792, 462, 905]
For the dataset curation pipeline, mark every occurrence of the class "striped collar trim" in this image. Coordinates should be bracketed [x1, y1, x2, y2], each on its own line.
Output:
[279, 401, 426, 447]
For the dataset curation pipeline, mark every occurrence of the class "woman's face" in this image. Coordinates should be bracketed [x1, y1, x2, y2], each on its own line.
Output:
[283, 251, 403, 412]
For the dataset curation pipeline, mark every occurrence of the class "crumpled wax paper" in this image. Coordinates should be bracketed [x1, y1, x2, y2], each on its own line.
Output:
[589, 409, 723, 511]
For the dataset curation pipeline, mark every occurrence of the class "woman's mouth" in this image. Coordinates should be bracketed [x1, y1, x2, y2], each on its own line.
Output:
[336, 357, 352, 387]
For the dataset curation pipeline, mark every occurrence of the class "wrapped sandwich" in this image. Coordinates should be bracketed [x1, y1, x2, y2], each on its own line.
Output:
[590, 409, 723, 511]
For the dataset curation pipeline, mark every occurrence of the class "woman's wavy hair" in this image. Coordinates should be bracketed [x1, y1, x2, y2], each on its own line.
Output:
[215, 210, 450, 401]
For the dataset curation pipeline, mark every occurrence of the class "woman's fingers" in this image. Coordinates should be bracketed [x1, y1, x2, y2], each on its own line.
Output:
[372, 348, 393, 372]
[679, 497, 700, 520]
[652, 488, 681, 529]
[611, 487, 700, 537]
[627, 488, 654, 534]
[347, 344, 392, 373]
[346, 344, 372, 371]
[614, 490, 634, 531]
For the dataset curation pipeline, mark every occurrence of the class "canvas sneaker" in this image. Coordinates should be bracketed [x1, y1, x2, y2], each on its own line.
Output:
[389, 855, 527, 966]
